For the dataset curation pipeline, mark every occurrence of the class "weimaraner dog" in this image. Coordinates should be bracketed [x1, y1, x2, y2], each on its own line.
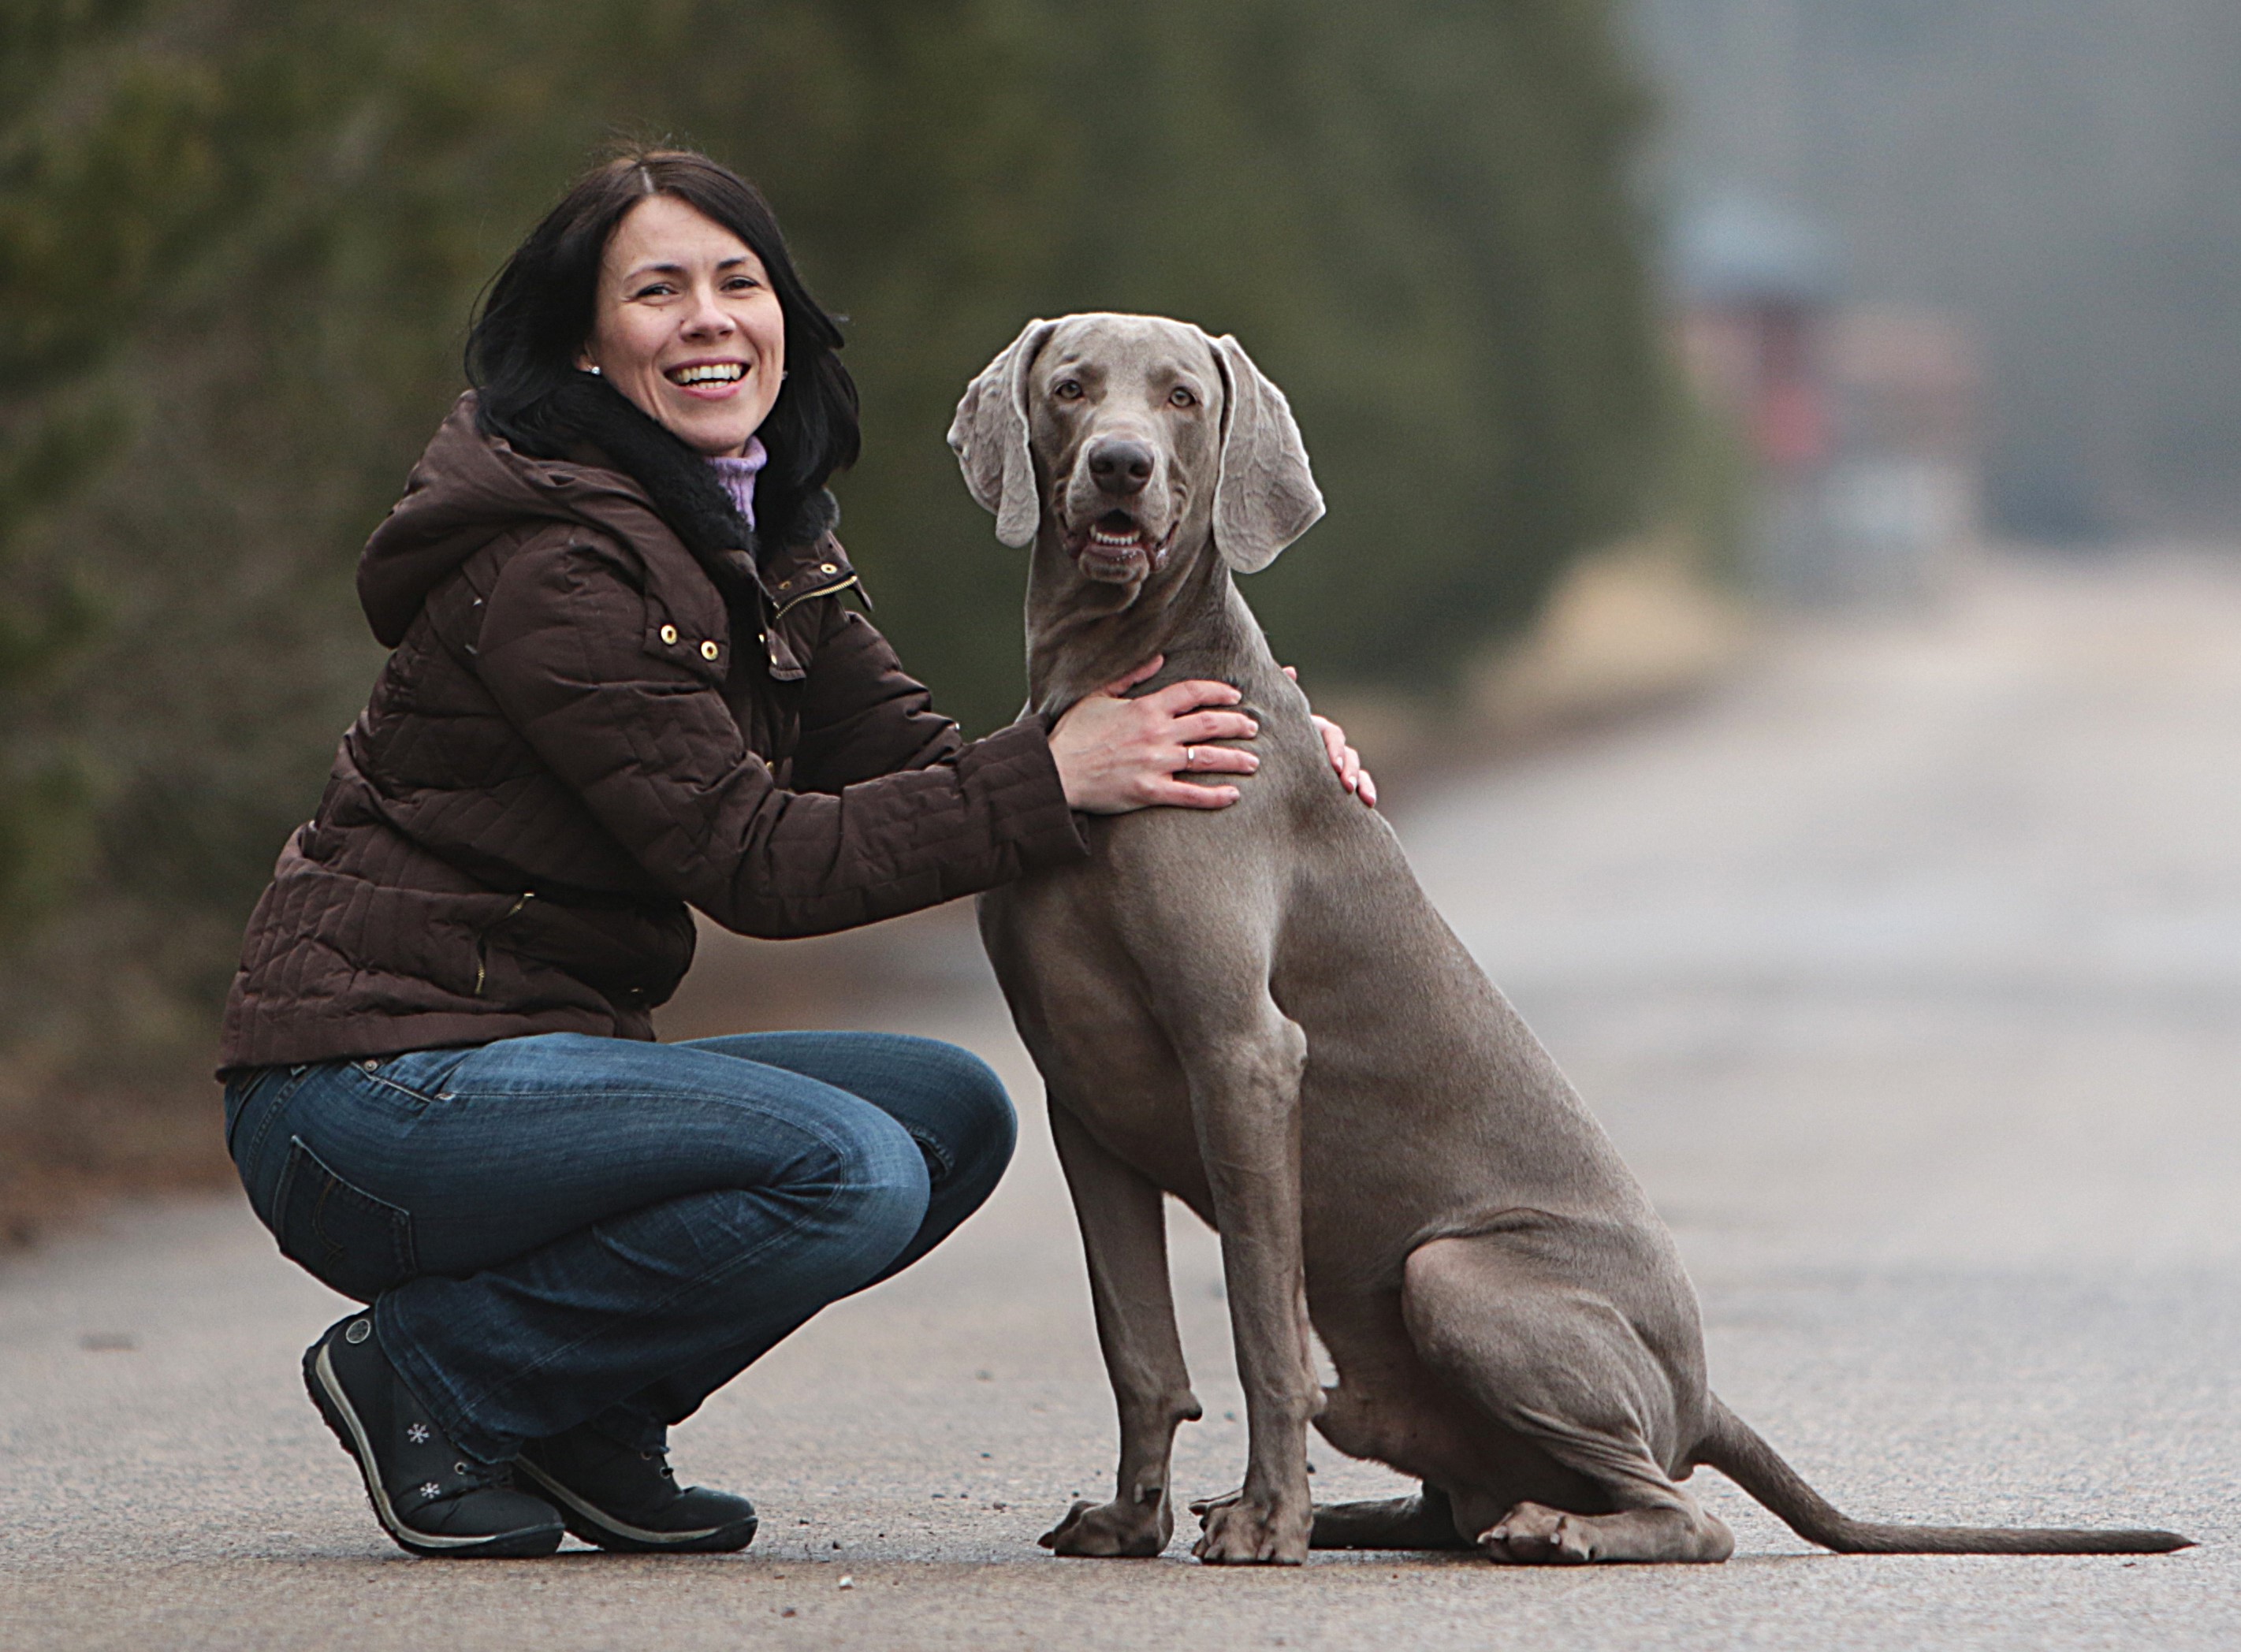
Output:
[948, 312, 2191, 1565]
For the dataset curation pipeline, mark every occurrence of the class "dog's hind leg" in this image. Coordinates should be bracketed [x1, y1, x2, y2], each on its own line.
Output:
[1402, 1233, 1734, 1565]
[1038, 1103, 1203, 1557]
[1310, 1483, 1474, 1550]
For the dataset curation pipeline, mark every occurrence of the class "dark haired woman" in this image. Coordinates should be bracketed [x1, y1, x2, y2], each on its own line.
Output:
[217, 151, 1370, 1561]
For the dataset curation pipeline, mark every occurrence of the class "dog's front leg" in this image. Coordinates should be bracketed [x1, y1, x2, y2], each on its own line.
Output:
[1181, 1001, 1319, 1565]
[1040, 1101, 1203, 1557]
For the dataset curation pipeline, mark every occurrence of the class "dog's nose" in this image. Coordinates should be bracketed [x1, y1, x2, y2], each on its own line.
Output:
[1086, 437, 1154, 497]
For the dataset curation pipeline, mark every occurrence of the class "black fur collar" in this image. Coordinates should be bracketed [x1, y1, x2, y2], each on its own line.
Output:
[538, 373, 837, 597]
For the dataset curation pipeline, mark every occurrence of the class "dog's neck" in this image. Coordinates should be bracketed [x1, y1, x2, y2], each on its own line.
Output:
[1023, 522, 1266, 717]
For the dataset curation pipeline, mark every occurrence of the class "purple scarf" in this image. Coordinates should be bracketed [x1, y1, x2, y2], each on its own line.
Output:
[705, 437, 769, 530]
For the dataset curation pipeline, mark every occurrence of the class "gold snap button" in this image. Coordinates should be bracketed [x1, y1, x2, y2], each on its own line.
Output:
[776, 579, 791, 591]
[700, 640, 720, 661]
[658, 623, 678, 645]
[818, 562, 837, 575]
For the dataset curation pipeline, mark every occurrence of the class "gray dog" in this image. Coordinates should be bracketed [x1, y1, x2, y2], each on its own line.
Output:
[947, 312, 2190, 1565]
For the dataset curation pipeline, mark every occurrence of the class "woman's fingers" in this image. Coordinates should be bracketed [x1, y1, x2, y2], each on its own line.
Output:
[1309, 710, 1377, 809]
[1141, 675, 1245, 717]
[1098, 654, 1168, 698]
[1141, 779, 1243, 809]
[1177, 709, 1260, 743]
[1174, 743, 1258, 776]
[1311, 713, 1349, 778]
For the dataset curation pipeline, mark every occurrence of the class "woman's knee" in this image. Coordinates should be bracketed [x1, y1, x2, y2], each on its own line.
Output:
[900, 1039, 1017, 1193]
[803, 1103, 932, 1266]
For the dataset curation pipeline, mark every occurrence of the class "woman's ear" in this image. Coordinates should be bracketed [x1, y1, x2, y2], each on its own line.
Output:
[1207, 331, 1323, 574]
[948, 319, 1055, 547]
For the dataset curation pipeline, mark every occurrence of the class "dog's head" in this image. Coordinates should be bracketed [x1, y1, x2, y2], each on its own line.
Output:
[948, 314, 1323, 590]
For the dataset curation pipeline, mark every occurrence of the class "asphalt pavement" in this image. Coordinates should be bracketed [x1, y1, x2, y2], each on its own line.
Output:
[3, 548, 2235, 1649]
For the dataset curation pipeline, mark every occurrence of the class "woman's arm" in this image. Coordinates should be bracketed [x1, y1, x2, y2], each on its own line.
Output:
[789, 605, 1266, 812]
[786, 601, 966, 791]
[476, 535, 1084, 939]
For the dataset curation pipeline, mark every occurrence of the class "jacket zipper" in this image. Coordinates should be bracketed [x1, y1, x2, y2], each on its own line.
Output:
[772, 574, 858, 622]
[473, 891, 534, 996]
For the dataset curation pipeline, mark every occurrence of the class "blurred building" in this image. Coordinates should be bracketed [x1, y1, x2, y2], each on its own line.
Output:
[1633, 0, 2241, 541]
[1673, 197, 1982, 604]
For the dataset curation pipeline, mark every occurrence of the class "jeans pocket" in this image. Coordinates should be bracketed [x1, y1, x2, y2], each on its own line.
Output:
[272, 1137, 419, 1303]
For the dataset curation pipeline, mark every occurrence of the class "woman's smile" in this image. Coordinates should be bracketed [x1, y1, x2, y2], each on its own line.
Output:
[666, 359, 749, 393]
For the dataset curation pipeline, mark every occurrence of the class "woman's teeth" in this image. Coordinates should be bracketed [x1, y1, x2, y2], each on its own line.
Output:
[668, 363, 746, 385]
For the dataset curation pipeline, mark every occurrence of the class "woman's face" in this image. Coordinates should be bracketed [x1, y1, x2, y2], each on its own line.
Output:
[578, 194, 786, 457]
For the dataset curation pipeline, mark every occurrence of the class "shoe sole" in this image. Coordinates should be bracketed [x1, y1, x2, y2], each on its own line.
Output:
[514, 1457, 758, 1554]
[303, 1338, 562, 1560]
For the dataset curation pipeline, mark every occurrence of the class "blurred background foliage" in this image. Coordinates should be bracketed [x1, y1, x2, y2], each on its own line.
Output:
[0, 0, 1670, 1171]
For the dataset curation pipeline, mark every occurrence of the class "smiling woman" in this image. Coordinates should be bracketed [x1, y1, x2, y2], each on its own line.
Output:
[209, 147, 1337, 1565]
[575, 195, 787, 459]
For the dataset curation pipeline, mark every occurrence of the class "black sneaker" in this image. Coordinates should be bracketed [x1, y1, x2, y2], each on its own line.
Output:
[514, 1423, 758, 1553]
[303, 1314, 563, 1559]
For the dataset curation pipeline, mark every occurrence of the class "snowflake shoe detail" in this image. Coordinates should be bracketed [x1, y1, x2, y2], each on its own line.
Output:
[303, 1314, 562, 1559]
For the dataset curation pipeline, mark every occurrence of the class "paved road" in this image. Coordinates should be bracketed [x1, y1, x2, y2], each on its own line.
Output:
[5, 549, 2236, 1649]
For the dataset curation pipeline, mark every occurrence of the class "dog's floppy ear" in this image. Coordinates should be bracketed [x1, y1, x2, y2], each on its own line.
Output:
[948, 319, 1056, 548]
[1208, 331, 1323, 573]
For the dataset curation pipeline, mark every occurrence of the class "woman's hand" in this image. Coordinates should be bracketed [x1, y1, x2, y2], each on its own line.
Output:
[1285, 666, 1377, 809]
[1050, 657, 1260, 813]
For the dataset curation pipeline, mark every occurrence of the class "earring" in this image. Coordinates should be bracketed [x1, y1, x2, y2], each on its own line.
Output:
[586, 364, 602, 377]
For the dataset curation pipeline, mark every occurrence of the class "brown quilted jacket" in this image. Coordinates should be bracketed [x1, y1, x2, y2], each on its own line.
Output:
[218, 396, 1083, 1072]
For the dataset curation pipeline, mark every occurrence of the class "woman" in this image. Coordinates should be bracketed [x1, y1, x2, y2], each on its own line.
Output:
[218, 149, 1368, 1561]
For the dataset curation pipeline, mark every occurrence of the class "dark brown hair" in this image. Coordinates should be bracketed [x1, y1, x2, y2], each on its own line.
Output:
[466, 148, 859, 542]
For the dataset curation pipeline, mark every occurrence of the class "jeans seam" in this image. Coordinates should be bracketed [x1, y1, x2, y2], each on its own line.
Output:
[236, 1066, 316, 1191]
[355, 1068, 441, 1108]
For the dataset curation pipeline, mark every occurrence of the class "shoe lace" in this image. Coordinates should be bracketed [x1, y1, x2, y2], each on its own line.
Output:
[450, 1457, 513, 1494]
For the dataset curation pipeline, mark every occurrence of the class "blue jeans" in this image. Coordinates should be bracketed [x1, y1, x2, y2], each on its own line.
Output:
[222, 1031, 1015, 1464]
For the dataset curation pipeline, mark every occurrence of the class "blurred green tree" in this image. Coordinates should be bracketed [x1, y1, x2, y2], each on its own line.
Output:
[0, 0, 1663, 1156]
[0, 0, 225, 932]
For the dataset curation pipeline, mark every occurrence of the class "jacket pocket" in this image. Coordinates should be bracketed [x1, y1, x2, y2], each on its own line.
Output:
[271, 1137, 418, 1303]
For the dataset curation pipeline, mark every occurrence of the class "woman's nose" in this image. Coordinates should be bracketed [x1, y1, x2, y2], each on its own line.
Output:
[682, 288, 735, 338]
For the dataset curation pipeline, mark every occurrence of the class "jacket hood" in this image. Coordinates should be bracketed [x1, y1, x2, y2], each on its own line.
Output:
[359, 393, 676, 647]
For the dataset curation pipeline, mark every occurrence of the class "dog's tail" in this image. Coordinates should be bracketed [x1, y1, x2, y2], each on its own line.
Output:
[1695, 1394, 2193, 1555]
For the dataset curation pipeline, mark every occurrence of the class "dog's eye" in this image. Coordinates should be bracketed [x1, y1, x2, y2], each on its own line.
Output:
[1169, 387, 1197, 408]
[1053, 378, 1084, 401]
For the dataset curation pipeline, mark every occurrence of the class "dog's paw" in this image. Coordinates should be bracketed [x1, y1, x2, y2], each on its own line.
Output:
[1038, 1497, 1169, 1558]
[1192, 1489, 1310, 1565]
[1478, 1501, 1594, 1565]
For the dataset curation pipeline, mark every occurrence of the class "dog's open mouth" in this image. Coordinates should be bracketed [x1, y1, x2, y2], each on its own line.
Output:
[1074, 509, 1174, 575]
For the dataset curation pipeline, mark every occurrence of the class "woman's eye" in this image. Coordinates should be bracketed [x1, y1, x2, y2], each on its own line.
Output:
[1054, 379, 1084, 401]
[631, 283, 676, 300]
[1169, 387, 1197, 408]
